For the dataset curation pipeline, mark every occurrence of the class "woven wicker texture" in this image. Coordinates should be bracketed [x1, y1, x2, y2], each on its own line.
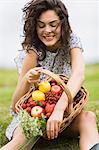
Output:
[15, 69, 88, 136]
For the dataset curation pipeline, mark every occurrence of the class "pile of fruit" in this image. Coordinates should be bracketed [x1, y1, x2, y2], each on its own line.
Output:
[21, 80, 63, 119]
[18, 78, 85, 141]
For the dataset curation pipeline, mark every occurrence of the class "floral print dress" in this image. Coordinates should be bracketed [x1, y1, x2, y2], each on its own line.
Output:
[6, 33, 83, 140]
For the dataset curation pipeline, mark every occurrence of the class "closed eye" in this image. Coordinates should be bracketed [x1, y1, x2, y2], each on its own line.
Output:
[37, 22, 45, 28]
[50, 22, 59, 27]
[37, 20, 60, 29]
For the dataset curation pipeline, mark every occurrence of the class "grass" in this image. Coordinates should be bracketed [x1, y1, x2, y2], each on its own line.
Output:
[0, 69, 18, 147]
[84, 63, 99, 101]
[0, 64, 99, 149]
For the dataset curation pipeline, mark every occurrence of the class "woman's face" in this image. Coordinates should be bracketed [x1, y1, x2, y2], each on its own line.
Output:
[36, 10, 61, 48]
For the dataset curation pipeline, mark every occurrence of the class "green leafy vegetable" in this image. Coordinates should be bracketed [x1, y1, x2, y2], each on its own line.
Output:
[18, 110, 46, 139]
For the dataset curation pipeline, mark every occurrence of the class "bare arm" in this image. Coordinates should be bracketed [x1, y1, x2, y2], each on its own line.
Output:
[67, 48, 85, 97]
[54, 48, 85, 111]
[12, 51, 39, 112]
[46, 48, 85, 139]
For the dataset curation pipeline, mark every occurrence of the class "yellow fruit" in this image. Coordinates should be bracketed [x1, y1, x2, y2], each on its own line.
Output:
[39, 81, 51, 93]
[32, 90, 45, 101]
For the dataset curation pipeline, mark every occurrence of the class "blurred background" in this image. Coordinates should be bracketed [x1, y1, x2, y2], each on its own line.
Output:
[0, 0, 99, 68]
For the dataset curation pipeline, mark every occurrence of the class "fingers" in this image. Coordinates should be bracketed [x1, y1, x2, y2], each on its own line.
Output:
[50, 121, 54, 139]
[30, 70, 40, 79]
[33, 67, 43, 72]
[30, 67, 43, 74]
[31, 69, 39, 76]
[47, 120, 60, 140]
[47, 121, 51, 139]
[25, 67, 43, 83]
[54, 122, 59, 138]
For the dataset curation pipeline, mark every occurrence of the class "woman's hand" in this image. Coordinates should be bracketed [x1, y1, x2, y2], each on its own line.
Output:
[25, 67, 42, 83]
[46, 109, 64, 140]
[46, 91, 68, 140]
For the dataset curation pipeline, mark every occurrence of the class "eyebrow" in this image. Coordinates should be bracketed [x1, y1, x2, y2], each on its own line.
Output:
[37, 20, 59, 24]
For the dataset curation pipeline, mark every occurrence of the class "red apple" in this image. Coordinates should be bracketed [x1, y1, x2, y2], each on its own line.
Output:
[31, 106, 44, 118]
[51, 85, 61, 94]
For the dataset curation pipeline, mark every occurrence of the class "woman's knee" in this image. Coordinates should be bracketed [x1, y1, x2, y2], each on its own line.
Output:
[79, 111, 97, 127]
[83, 111, 96, 121]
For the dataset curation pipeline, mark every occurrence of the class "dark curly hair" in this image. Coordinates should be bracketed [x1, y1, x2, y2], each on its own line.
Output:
[22, 0, 72, 60]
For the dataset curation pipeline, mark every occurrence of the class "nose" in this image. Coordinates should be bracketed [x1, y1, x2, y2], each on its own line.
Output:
[44, 25, 51, 33]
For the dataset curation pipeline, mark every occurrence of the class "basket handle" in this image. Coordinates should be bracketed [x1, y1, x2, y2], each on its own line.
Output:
[39, 69, 73, 113]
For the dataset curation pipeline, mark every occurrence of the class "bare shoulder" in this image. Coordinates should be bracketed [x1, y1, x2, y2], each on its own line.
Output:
[20, 50, 38, 77]
[70, 47, 84, 61]
[23, 50, 38, 64]
[70, 47, 82, 55]
[70, 48, 84, 73]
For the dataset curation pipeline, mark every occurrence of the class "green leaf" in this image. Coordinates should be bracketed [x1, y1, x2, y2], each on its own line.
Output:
[18, 110, 47, 139]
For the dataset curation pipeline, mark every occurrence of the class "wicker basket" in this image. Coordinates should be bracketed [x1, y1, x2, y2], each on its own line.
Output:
[15, 69, 88, 135]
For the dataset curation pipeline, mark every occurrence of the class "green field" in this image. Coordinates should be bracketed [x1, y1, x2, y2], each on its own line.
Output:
[0, 64, 99, 149]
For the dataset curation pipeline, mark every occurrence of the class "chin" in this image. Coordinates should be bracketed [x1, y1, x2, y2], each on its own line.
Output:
[43, 41, 57, 48]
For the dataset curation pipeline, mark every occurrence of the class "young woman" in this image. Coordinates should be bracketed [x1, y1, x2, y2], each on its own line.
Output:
[1, 0, 99, 150]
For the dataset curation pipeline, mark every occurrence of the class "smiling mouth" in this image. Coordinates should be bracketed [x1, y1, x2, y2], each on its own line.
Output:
[43, 35, 55, 41]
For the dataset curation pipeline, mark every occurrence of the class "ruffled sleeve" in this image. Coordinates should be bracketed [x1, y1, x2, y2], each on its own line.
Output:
[14, 50, 26, 74]
[68, 33, 83, 52]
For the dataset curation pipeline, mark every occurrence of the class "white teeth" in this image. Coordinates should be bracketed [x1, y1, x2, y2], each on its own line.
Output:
[43, 36, 54, 41]
[43, 35, 55, 38]
[45, 36, 53, 39]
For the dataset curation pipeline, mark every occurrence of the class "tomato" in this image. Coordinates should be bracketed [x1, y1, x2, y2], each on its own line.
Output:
[45, 103, 55, 113]
[30, 101, 37, 108]
[25, 107, 31, 113]
[46, 112, 51, 118]
[21, 103, 27, 109]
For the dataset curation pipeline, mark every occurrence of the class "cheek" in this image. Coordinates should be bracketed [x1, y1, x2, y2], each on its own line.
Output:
[56, 28, 61, 39]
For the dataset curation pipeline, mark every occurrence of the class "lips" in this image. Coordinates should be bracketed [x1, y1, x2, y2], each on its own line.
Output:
[43, 35, 55, 41]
